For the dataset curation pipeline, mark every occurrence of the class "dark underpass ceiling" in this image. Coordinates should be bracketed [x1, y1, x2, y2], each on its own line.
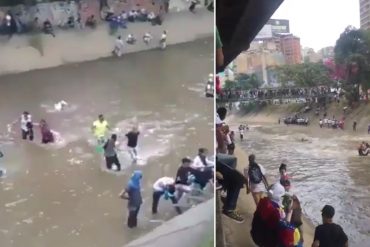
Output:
[216, 0, 284, 73]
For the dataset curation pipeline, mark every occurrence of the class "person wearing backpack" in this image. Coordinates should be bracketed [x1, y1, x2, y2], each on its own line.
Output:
[246, 154, 269, 206]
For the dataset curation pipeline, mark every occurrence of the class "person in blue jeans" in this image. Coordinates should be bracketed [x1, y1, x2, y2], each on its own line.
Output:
[120, 170, 143, 228]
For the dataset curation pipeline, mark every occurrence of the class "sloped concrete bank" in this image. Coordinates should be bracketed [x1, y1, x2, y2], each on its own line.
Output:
[0, 9, 213, 76]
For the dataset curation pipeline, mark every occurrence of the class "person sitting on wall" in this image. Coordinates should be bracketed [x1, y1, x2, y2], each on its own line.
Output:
[43, 19, 55, 37]
[126, 34, 136, 45]
[128, 10, 136, 22]
[67, 16, 75, 28]
[121, 11, 128, 21]
[147, 11, 158, 25]
[86, 15, 97, 29]
[138, 8, 148, 21]
[104, 8, 114, 21]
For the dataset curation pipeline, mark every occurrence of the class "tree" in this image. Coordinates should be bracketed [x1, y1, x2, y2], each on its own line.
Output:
[235, 73, 262, 90]
[275, 62, 333, 87]
[334, 26, 370, 103]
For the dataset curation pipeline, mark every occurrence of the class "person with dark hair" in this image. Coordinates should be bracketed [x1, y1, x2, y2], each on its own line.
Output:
[246, 154, 268, 206]
[92, 114, 110, 145]
[39, 119, 54, 144]
[189, 0, 199, 12]
[20, 111, 34, 141]
[279, 163, 291, 191]
[152, 177, 182, 214]
[312, 205, 348, 247]
[175, 157, 195, 200]
[103, 134, 121, 171]
[125, 126, 140, 162]
[192, 148, 213, 169]
[120, 170, 143, 228]
[43, 19, 55, 37]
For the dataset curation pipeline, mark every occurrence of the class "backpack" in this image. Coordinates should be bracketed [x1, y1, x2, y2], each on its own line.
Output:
[248, 163, 263, 184]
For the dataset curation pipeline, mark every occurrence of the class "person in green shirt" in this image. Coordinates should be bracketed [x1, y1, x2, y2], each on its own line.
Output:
[216, 28, 224, 67]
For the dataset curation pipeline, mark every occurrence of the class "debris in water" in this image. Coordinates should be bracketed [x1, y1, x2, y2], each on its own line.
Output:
[5, 198, 28, 208]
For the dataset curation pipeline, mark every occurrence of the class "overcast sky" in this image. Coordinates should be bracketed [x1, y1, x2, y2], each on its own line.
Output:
[272, 0, 360, 51]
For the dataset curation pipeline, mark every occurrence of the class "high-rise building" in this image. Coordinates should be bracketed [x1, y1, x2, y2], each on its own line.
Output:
[279, 34, 302, 65]
[360, 0, 370, 30]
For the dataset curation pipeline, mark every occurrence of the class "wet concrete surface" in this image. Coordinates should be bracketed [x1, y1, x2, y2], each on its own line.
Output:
[0, 38, 213, 247]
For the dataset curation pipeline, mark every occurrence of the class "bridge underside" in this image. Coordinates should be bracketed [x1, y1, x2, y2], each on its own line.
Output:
[216, 0, 284, 73]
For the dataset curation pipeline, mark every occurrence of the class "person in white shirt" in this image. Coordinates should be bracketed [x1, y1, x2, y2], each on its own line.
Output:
[114, 36, 124, 57]
[143, 32, 152, 45]
[54, 100, 68, 111]
[238, 124, 244, 140]
[160, 30, 167, 49]
[128, 10, 135, 22]
[126, 33, 136, 45]
[192, 148, 214, 169]
[152, 177, 182, 214]
[20, 111, 34, 141]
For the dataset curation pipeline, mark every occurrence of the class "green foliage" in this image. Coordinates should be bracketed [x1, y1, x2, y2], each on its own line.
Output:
[222, 73, 262, 90]
[334, 26, 370, 103]
[275, 62, 333, 87]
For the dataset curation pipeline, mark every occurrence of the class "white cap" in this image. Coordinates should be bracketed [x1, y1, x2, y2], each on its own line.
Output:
[268, 182, 286, 205]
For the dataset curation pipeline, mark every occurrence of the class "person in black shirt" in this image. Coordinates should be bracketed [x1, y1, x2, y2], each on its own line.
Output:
[126, 127, 140, 162]
[312, 205, 348, 247]
[175, 157, 194, 201]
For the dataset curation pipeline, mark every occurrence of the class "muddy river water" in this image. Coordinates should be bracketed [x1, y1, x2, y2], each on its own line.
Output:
[237, 123, 370, 247]
[0, 38, 213, 247]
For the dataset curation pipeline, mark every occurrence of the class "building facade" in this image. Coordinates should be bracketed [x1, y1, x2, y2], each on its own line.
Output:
[280, 34, 302, 65]
[360, 0, 370, 30]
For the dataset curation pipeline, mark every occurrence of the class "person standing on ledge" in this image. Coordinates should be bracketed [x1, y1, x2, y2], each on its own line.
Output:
[120, 170, 143, 228]
[312, 205, 348, 247]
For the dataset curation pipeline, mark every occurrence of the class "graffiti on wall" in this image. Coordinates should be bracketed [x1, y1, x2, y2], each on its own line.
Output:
[0, 0, 165, 32]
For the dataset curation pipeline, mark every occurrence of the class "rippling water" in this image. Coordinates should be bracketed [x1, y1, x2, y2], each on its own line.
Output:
[237, 124, 370, 247]
[0, 38, 213, 247]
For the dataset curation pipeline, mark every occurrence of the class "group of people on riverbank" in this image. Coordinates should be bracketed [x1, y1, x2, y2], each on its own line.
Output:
[220, 86, 332, 101]
[120, 148, 214, 228]
[216, 106, 349, 247]
[113, 30, 167, 57]
[319, 117, 345, 129]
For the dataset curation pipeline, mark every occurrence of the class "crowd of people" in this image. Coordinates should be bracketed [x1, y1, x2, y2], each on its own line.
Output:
[220, 86, 333, 101]
[216, 106, 349, 247]
[0, 104, 214, 229]
[119, 149, 214, 228]
[0, 4, 164, 38]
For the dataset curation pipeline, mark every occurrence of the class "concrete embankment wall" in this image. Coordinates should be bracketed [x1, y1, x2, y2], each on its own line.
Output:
[124, 199, 214, 247]
[0, 9, 213, 76]
[219, 147, 314, 247]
